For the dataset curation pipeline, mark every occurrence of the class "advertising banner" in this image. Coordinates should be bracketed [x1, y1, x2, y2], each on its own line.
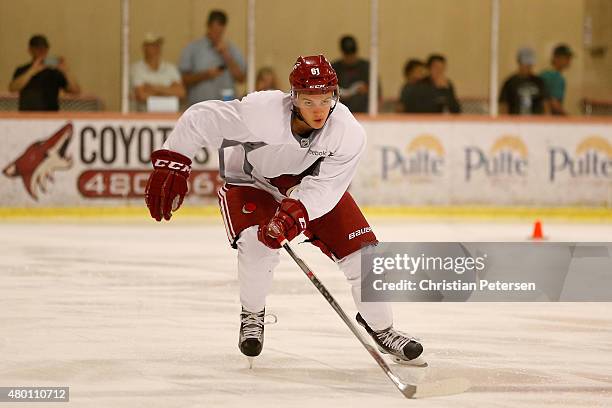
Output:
[0, 119, 221, 207]
[1, 117, 610, 207]
[356, 120, 612, 206]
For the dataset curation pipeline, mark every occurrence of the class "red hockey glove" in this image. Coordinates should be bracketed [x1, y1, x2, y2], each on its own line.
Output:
[145, 149, 192, 221]
[258, 198, 309, 249]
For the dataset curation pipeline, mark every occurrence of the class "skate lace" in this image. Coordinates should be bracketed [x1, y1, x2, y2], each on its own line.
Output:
[376, 327, 418, 351]
[241, 311, 277, 339]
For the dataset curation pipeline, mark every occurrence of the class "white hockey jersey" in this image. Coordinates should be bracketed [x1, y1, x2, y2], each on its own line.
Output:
[163, 90, 366, 220]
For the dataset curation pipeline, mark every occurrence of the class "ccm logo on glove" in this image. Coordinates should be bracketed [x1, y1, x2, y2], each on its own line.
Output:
[153, 159, 191, 174]
[145, 149, 192, 222]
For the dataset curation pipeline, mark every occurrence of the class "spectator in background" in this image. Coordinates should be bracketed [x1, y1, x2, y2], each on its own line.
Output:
[539, 44, 573, 115]
[9, 34, 80, 111]
[331, 35, 371, 113]
[179, 10, 246, 106]
[131, 33, 185, 112]
[401, 54, 460, 114]
[499, 47, 550, 115]
[403, 59, 427, 85]
[255, 67, 279, 91]
[397, 59, 426, 112]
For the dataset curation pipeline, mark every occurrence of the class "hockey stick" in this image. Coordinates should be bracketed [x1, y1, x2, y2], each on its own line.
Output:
[282, 241, 470, 399]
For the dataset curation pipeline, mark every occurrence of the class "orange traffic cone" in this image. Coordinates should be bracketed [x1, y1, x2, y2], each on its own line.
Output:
[530, 220, 545, 240]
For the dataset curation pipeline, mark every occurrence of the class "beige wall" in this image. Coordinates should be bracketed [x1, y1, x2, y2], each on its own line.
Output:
[584, 0, 612, 100]
[0, 0, 609, 113]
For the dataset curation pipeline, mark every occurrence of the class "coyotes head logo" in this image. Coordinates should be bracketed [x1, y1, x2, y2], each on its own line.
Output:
[2, 123, 73, 200]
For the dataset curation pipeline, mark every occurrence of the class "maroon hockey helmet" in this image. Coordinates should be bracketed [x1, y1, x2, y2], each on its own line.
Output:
[289, 55, 339, 119]
[289, 55, 338, 94]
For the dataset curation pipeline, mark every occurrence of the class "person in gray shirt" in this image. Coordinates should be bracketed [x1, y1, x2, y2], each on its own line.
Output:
[179, 10, 246, 106]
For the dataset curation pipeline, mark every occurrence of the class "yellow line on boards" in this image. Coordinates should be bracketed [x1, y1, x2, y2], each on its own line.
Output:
[362, 206, 612, 221]
[0, 206, 610, 222]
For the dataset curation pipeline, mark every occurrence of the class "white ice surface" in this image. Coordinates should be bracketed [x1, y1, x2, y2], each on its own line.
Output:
[1, 219, 611, 407]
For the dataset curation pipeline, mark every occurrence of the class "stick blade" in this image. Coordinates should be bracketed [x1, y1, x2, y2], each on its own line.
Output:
[405, 377, 471, 399]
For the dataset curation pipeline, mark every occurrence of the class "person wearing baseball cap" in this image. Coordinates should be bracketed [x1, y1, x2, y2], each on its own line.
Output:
[131, 32, 185, 111]
[499, 47, 550, 115]
[540, 44, 574, 115]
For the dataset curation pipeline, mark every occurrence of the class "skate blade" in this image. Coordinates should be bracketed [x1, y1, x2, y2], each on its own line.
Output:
[377, 347, 428, 367]
[392, 355, 428, 367]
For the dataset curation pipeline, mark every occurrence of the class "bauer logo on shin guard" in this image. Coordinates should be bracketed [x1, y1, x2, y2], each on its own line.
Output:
[348, 227, 372, 240]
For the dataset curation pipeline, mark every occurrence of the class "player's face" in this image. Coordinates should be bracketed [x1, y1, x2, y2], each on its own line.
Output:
[296, 91, 335, 129]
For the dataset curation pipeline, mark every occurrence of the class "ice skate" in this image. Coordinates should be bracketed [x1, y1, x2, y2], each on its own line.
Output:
[239, 307, 266, 366]
[356, 313, 427, 367]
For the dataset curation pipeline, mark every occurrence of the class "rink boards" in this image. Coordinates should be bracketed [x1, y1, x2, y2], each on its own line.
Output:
[0, 114, 610, 208]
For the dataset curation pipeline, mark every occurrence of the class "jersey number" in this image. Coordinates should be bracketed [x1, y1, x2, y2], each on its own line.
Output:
[311, 68, 320, 75]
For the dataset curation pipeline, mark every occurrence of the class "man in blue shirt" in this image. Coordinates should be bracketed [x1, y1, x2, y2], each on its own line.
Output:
[179, 10, 246, 106]
[540, 44, 573, 115]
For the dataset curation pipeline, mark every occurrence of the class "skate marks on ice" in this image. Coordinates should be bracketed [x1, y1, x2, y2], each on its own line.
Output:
[394, 350, 611, 401]
[417, 322, 612, 403]
[2, 222, 612, 406]
[243, 346, 470, 399]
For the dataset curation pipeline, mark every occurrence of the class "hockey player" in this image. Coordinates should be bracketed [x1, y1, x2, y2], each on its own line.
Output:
[144, 55, 425, 366]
